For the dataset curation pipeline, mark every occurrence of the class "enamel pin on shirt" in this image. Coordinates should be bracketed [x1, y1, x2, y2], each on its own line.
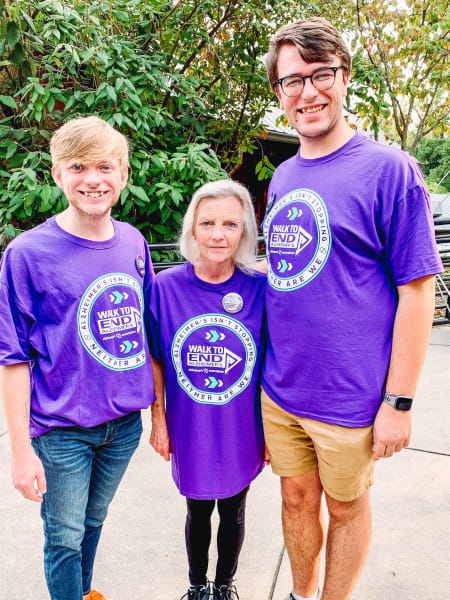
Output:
[222, 292, 244, 314]
[135, 255, 145, 277]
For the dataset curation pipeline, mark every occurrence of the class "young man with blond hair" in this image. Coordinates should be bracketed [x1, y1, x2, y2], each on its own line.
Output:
[0, 116, 155, 600]
[259, 17, 443, 600]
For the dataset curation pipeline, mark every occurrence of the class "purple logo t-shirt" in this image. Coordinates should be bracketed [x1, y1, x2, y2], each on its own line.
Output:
[78, 273, 146, 371]
[264, 188, 332, 291]
[171, 313, 257, 404]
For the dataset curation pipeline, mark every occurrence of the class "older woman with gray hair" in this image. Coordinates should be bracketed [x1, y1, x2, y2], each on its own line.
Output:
[149, 180, 267, 600]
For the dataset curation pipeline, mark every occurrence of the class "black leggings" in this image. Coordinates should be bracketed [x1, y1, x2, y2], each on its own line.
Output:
[185, 486, 249, 588]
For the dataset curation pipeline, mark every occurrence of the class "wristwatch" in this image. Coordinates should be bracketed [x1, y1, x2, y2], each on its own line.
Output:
[383, 392, 413, 411]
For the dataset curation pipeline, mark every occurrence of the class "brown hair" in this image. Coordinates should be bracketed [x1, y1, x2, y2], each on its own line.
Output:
[50, 116, 129, 172]
[265, 17, 352, 87]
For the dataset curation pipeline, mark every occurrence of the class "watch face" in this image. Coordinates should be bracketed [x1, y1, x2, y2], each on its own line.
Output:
[396, 397, 413, 411]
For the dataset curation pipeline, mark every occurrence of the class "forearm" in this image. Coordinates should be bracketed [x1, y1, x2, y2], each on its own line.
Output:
[1, 362, 46, 500]
[0, 362, 32, 454]
[385, 275, 435, 396]
[150, 356, 165, 420]
[149, 356, 171, 460]
[373, 276, 436, 460]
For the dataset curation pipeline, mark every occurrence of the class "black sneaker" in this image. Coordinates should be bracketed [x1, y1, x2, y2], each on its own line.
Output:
[180, 582, 211, 600]
[213, 584, 239, 600]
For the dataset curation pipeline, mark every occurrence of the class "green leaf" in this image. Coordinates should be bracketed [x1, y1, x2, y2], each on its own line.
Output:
[85, 94, 95, 108]
[6, 142, 17, 159]
[23, 168, 37, 183]
[170, 189, 183, 206]
[112, 10, 129, 23]
[127, 183, 150, 203]
[123, 115, 137, 131]
[46, 96, 55, 112]
[106, 86, 117, 103]
[113, 113, 123, 127]
[3, 224, 18, 238]
[10, 43, 25, 66]
[127, 92, 142, 107]
[6, 21, 21, 49]
[0, 95, 18, 109]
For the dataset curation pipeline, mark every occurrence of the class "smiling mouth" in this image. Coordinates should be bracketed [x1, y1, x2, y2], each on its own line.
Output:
[80, 191, 107, 198]
[299, 104, 326, 114]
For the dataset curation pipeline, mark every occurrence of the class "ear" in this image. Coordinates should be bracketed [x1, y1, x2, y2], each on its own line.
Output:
[342, 70, 350, 98]
[119, 166, 128, 190]
[274, 86, 285, 111]
[51, 165, 64, 190]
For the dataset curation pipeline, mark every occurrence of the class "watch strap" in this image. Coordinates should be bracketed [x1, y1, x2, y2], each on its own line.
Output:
[383, 392, 413, 411]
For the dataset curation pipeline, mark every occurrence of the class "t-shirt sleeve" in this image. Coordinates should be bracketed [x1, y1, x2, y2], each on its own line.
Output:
[0, 256, 33, 364]
[148, 278, 163, 361]
[142, 240, 157, 355]
[383, 160, 443, 286]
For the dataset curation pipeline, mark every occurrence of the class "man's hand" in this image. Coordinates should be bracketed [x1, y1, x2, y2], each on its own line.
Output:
[372, 401, 411, 460]
[11, 447, 46, 502]
[149, 421, 171, 462]
[264, 443, 271, 466]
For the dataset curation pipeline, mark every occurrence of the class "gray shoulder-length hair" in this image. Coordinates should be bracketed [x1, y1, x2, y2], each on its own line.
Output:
[179, 179, 258, 270]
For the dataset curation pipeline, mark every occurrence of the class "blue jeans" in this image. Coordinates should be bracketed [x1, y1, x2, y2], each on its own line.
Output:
[31, 410, 142, 600]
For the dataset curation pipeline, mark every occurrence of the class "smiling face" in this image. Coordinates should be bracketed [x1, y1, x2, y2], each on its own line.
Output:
[52, 155, 128, 220]
[193, 195, 244, 272]
[275, 43, 349, 151]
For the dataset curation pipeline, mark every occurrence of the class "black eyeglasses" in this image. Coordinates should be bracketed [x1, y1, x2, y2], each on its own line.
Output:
[274, 66, 346, 97]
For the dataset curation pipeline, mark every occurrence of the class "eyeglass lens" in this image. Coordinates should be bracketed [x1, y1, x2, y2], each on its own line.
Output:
[282, 68, 336, 96]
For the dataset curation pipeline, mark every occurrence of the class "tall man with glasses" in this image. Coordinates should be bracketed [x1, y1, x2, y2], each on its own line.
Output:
[258, 17, 443, 600]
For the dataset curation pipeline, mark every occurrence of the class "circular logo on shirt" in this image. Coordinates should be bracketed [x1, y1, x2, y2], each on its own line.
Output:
[263, 188, 332, 291]
[171, 313, 257, 405]
[77, 273, 146, 371]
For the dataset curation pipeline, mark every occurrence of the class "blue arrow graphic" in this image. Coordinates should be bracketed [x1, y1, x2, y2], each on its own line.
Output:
[204, 377, 223, 389]
[109, 291, 129, 304]
[205, 330, 225, 343]
[110, 291, 123, 304]
[279, 259, 288, 273]
[287, 206, 298, 220]
[120, 340, 138, 354]
[120, 340, 132, 353]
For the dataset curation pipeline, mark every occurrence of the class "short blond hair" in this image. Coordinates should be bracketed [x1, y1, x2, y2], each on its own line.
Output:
[179, 180, 258, 271]
[265, 17, 352, 88]
[50, 116, 129, 172]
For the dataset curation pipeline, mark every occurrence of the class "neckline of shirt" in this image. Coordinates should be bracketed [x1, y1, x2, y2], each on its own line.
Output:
[296, 132, 365, 167]
[48, 215, 120, 249]
[186, 262, 243, 291]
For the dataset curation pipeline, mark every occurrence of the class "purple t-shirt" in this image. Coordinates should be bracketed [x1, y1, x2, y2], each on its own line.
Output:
[150, 263, 266, 499]
[0, 216, 155, 436]
[262, 133, 443, 427]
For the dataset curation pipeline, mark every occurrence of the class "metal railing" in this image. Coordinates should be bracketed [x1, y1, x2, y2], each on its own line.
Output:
[434, 217, 450, 325]
[1, 222, 448, 325]
[149, 222, 450, 326]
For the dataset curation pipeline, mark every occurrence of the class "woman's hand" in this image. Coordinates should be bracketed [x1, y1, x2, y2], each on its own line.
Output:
[150, 420, 171, 462]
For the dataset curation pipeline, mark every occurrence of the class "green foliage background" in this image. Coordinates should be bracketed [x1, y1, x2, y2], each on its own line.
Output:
[0, 0, 448, 253]
[0, 0, 314, 251]
[415, 137, 450, 193]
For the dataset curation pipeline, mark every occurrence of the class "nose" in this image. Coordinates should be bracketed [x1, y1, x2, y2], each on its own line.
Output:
[301, 76, 319, 101]
[84, 167, 101, 186]
[211, 224, 225, 239]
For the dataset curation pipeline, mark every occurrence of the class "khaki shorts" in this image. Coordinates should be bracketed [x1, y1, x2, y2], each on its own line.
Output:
[261, 388, 375, 502]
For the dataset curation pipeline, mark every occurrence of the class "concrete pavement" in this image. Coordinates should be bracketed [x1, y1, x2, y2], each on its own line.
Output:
[1, 326, 449, 600]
